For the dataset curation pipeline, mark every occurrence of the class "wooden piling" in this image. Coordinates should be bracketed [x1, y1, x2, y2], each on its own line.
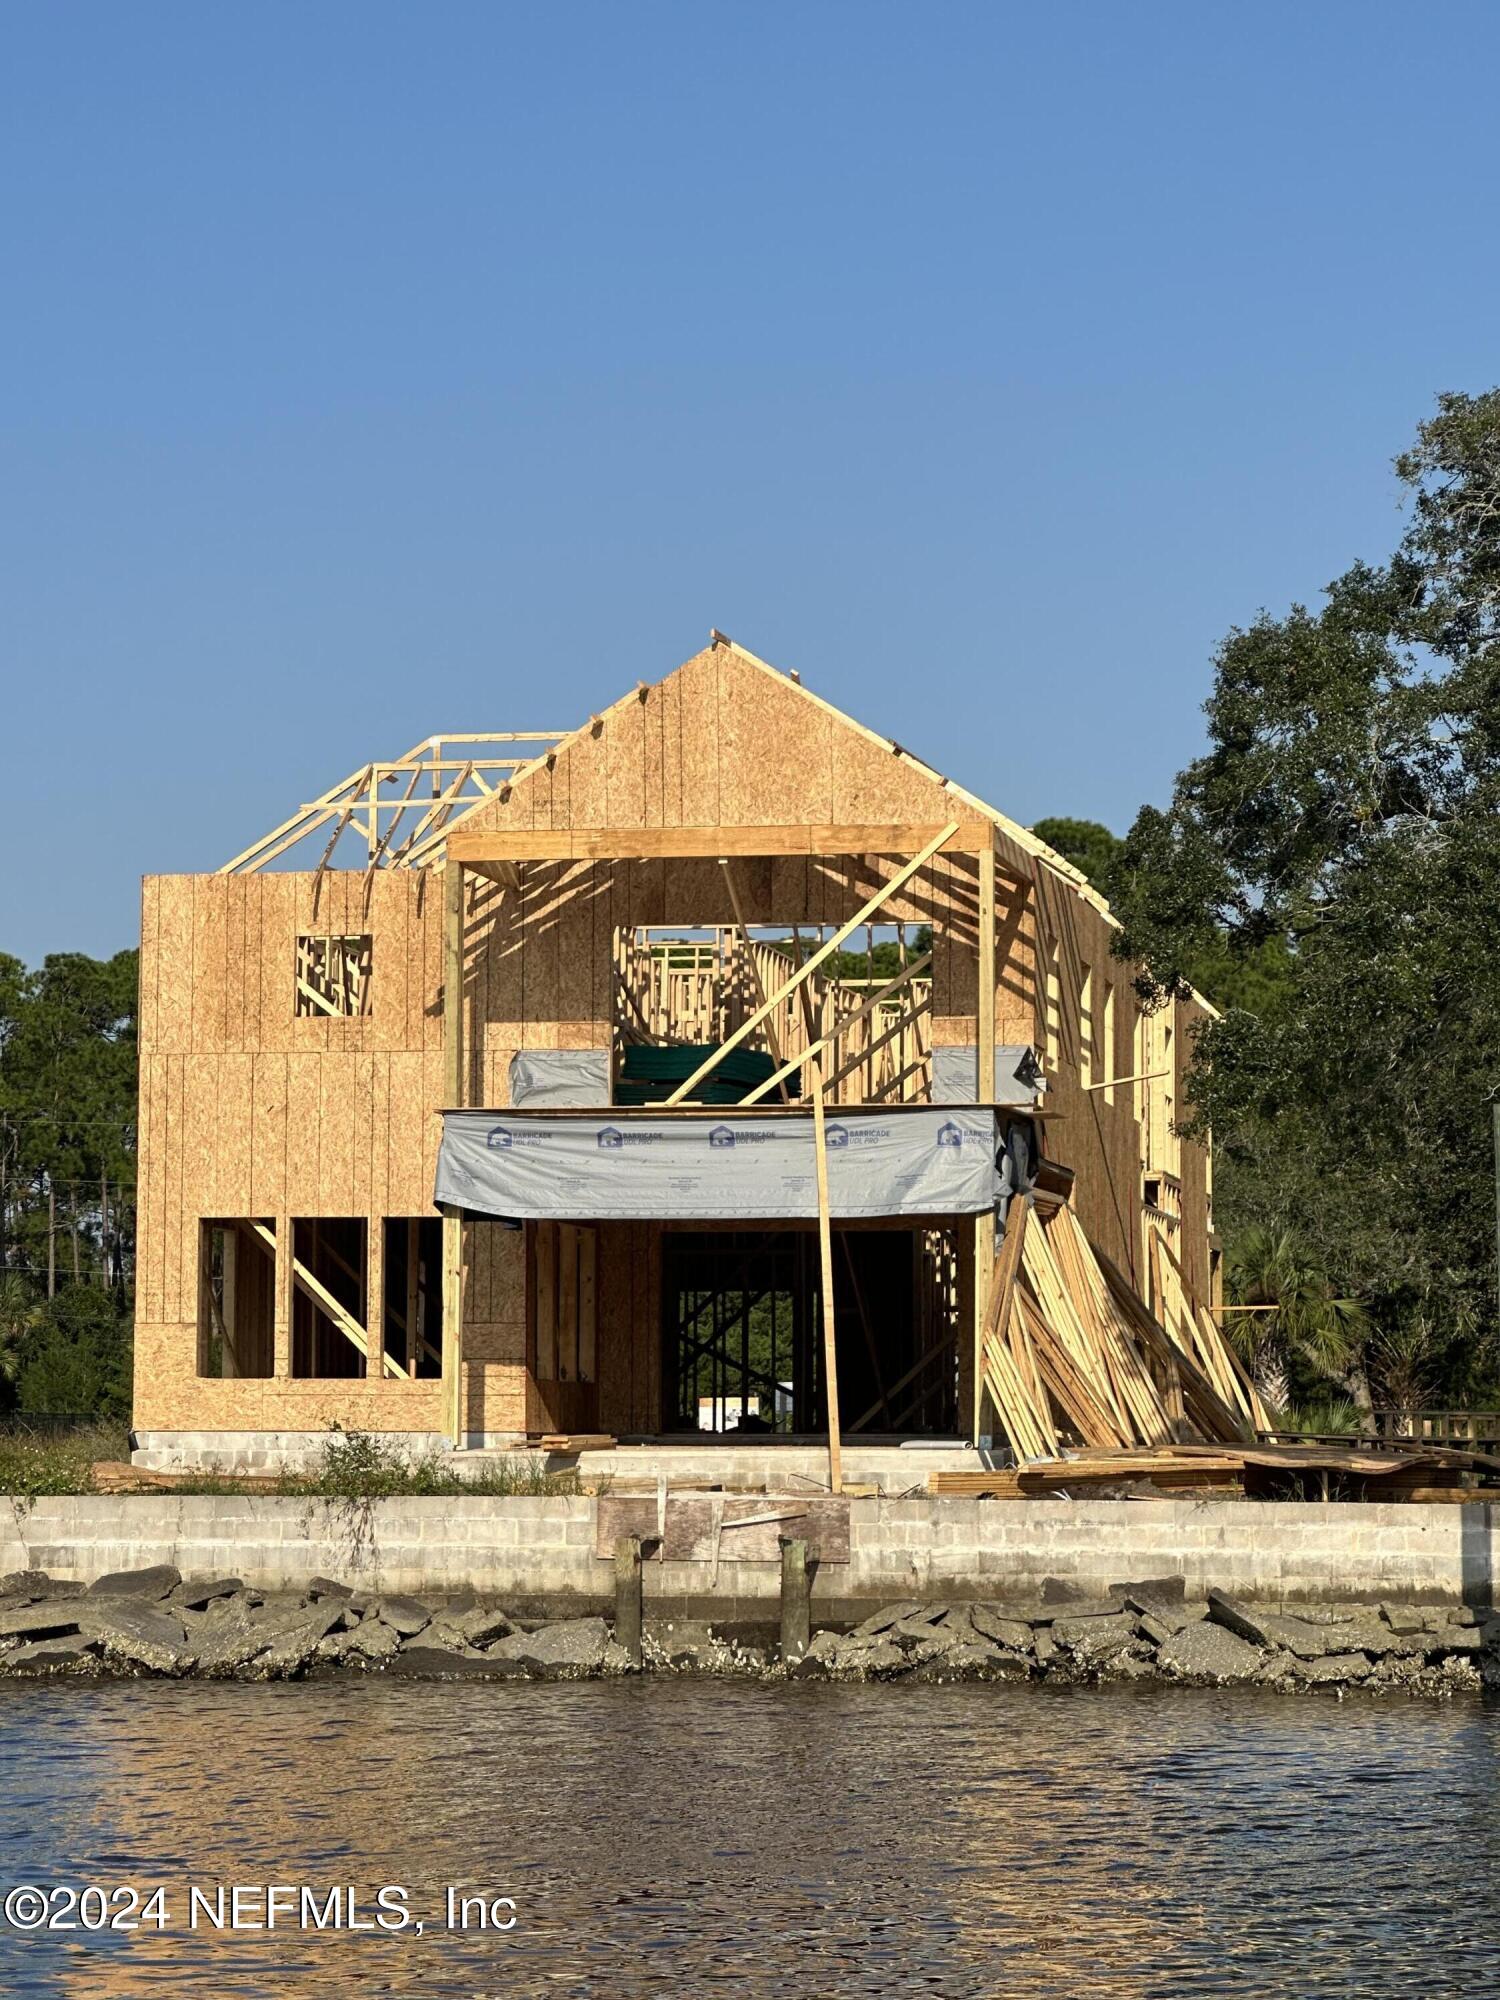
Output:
[614, 1534, 643, 1667]
[780, 1536, 811, 1662]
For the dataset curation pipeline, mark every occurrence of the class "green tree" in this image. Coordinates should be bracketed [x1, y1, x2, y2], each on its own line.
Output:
[0, 1271, 42, 1405]
[1223, 1226, 1368, 1418]
[1030, 817, 1294, 1016]
[15, 1285, 132, 1421]
[1110, 389, 1500, 1397]
[0, 949, 138, 1285]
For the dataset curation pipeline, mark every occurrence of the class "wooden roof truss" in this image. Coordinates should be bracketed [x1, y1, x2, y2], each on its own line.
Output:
[218, 731, 567, 876]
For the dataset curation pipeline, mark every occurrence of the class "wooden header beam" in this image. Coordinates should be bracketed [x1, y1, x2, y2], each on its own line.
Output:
[446, 821, 1002, 865]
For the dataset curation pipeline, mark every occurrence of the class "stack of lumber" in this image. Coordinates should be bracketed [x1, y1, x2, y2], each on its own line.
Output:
[979, 1199, 1273, 1460]
[931, 1438, 1500, 1501]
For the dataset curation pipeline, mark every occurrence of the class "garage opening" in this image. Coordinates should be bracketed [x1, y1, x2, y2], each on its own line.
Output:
[660, 1225, 960, 1438]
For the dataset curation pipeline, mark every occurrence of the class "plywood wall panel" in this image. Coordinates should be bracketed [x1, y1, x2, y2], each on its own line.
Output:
[718, 657, 833, 826]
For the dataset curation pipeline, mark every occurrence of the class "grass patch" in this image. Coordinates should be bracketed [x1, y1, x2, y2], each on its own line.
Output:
[0, 1421, 132, 1499]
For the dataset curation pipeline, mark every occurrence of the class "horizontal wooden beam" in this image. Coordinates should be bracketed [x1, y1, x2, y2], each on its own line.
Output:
[446, 821, 996, 864]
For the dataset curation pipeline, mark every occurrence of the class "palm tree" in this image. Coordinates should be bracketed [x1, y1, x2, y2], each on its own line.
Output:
[1223, 1227, 1369, 1420]
[0, 1272, 42, 1395]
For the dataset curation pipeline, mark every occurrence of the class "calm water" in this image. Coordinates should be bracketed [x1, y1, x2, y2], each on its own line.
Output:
[1, 1675, 1498, 1997]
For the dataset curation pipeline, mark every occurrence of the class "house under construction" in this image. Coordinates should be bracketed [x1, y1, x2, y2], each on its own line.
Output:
[132, 633, 1264, 1482]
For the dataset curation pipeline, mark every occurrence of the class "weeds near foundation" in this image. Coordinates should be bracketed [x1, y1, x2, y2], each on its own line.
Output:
[0, 1417, 592, 1500]
[286, 1427, 592, 1500]
[0, 1421, 131, 1500]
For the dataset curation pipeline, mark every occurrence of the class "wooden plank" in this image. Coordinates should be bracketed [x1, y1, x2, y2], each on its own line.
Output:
[442, 1205, 463, 1444]
[578, 1226, 597, 1386]
[443, 860, 464, 1107]
[811, 1066, 842, 1495]
[535, 1220, 558, 1380]
[558, 1222, 579, 1382]
[596, 1494, 851, 1564]
[447, 821, 988, 863]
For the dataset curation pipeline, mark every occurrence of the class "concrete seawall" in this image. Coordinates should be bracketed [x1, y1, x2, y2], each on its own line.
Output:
[4, 1494, 1496, 1618]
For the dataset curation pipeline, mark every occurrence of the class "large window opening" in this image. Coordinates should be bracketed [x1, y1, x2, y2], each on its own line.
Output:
[381, 1217, 444, 1378]
[614, 923, 933, 1107]
[660, 1225, 960, 1438]
[198, 1219, 276, 1378]
[291, 1217, 370, 1377]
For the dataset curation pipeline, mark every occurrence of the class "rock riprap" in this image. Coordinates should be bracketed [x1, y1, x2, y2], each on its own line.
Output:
[0, 1568, 1495, 1694]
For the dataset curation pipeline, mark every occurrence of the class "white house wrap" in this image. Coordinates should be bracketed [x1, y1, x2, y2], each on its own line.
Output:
[435, 1106, 1000, 1222]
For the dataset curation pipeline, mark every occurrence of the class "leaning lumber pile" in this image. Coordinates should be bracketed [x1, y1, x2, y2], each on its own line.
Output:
[978, 1198, 1273, 1459]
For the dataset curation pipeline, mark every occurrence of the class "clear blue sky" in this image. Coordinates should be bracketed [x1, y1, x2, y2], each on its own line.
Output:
[4, 2, 1496, 964]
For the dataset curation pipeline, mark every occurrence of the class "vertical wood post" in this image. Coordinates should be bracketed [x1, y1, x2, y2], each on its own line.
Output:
[779, 1536, 811, 1663]
[442, 859, 465, 1446]
[973, 834, 997, 1443]
[442, 1203, 463, 1446]
[811, 1064, 842, 1495]
[614, 1534, 643, 1667]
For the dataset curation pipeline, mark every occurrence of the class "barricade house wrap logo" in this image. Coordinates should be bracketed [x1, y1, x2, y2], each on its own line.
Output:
[597, 1126, 625, 1150]
[706, 1123, 777, 1149]
[936, 1120, 964, 1148]
[485, 1125, 547, 1150]
[824, 1124, 850, 1149]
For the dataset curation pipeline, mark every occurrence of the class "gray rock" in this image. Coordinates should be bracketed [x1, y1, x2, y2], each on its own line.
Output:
[1480, 1615, 1500, 1653]
[1288, 1653, 1373, 1684]
[1052, 1612, 1137, 1659]
[490, 1616, 609, 1673]
[1429, 1623, 1483, 1656]
[1380, 1602, 1428, 1635]
[6, 1635, 99, 1671]
[248, 1604, 346, 1679]
[4, 1574, 86, 1604]
[1255, 1649, 1297, 1684]
[1126, 1593, 1194, 1634]
[1447, 1606, 1482, 1627]
[313, 1632, 353, 1661]
[76, 1600, 193, 1674]
[910, 1641, 1010, 1681]
[832, 1638, 909, 1677]
[421, 1621, 481, 1658]
[388, 1647, 529, 1679]
[850, 1600, 923, 1637]
[345, 1619, 402, 1662]
[87, 1564, 181, 1600]
[0, 1599, 84, 1641]
[1205, 1589, 1278, 1648]
[1114, 1576, 1187, 1611]
[172, 1577, 244, 1611]
[1157, 1620, 1263, 1683]
[967, 1604, 1034, 1651]
[307, 1576, 353, 1601]
[1032, 1626, 1059, 1667]
[892, 1614, 960, 1649]
[375, 1596, 431, 1638]
[1137, 1611, 1180, 1649]
[451, 1605, 513, 1648]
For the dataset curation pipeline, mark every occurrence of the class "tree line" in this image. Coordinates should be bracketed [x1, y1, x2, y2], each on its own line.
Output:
[0, 951, 137, 1419]
[1039, 386, 1500, 1419]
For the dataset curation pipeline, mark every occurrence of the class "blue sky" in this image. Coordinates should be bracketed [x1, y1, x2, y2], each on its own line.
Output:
[3, 2, 1497, 963]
